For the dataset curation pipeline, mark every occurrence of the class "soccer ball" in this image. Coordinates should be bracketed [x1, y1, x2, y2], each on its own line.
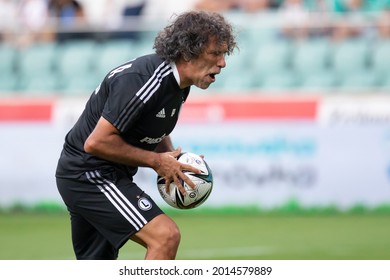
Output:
[157, 152, 213, 209]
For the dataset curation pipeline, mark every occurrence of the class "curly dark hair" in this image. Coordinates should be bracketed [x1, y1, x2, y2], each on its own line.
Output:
[153, 11, 237, 62]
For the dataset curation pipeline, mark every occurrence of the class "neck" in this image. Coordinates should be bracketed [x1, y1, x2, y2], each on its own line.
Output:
[175, 58, 192, 89]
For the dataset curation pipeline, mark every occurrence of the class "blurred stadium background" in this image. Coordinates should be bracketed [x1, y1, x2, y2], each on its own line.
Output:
[1, 0, 390, 260]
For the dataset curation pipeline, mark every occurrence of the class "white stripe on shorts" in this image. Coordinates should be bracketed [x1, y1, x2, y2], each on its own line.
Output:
[86, 170, 147, 231]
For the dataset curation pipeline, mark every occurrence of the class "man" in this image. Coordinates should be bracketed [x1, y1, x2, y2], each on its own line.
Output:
[56, 10, 237, 260]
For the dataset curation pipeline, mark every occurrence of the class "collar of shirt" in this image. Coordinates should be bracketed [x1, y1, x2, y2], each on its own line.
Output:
[170, 61, 180, 86]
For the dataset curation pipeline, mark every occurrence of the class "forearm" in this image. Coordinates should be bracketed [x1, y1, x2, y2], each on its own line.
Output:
[84, 120, 200, 194]
[84, 117, 160, 169]
[85, 131, 160, 169]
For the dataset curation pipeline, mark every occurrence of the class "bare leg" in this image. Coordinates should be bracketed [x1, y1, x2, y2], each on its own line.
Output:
[130, 214, 181, 260]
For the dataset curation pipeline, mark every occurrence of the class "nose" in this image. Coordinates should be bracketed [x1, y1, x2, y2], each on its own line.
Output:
[218, 55, 226, 68]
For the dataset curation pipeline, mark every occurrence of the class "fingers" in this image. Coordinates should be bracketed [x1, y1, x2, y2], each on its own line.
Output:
[181, 163, 201, 175]
[178, 171, 196, 190]
[164, 169, 196, 196]
[175, 162, 198, 192]
[164, 175, 189, 196]
[174, 175, 188, 195]
[164, 180, 171, 194]
[170, 147, 182, 158]
[159, 148, 200, 196]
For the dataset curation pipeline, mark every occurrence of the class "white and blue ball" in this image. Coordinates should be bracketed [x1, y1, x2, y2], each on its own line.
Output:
[157, 152, 213, 209]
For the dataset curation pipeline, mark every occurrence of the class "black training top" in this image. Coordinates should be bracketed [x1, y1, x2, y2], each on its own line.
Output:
[56, 54, 190, 179]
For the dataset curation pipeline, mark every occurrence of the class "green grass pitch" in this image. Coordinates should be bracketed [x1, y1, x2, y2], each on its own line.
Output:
[0, 212, 390, 260]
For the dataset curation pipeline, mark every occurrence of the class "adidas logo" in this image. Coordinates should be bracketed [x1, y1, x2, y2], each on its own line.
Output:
[156, 108, 166, 118]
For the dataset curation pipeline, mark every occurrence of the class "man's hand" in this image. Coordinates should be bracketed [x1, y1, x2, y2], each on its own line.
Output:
[153, 147, 200, 196]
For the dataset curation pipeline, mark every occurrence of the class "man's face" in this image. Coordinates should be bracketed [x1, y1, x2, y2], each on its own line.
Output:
[186, 38, 228, 89]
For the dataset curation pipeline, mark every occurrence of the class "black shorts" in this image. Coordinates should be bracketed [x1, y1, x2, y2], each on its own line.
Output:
[56, 167, 164, 260]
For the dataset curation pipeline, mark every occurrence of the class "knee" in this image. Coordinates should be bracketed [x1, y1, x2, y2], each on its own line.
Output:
[160, 222, 181, 249]
[150, 222, 181, 259]
[135, 215, 182, 259]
